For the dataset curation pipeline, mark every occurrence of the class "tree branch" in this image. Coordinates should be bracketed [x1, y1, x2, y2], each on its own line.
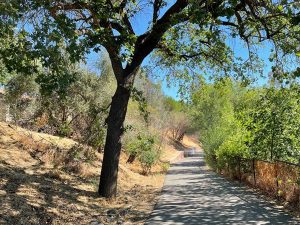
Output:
[157, 43, 224, 66]
[153, 0, 163, 24]
[125, 0, 190, 77]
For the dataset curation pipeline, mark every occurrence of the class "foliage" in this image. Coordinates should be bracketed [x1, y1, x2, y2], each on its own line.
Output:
[190, 76, 300, 170]
[3, 53, 115, 151]
[246, 85, 300, 163]
[164, 96, 184, 112]
[0, 2, 37, 81]
[127, 134, 160, 175]
[189, 78, 237, 166]
[216, 126, 250, 169]
[4, 73, 39, 123]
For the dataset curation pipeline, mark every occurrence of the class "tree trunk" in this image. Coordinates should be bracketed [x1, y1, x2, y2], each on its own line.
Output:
[98, 84, 131, 198]
[126, 154, 136, 164]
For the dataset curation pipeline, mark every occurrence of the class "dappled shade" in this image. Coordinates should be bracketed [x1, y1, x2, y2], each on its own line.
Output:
[146, 153, 299, 225]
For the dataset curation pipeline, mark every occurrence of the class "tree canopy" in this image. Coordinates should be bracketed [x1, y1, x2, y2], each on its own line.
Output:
[3, 1, 298, 78]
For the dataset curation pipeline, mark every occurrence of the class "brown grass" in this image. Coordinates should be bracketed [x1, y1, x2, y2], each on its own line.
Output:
[227, 158, 300, 215]
[0, 122, 199, 224]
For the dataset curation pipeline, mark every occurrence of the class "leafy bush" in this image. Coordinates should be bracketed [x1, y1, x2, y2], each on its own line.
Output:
[216, 127, 250, 169]
[190, 76, 300, 171]
[139, 146, 160, 175]
[84, 117, 106, 152]
[246, 87, 300, 163]
[126, 135, 160, 175]
[5, 73, 39, 123]
[190, 78, 237, 168]
[161, 162, 170, 173]
[58, 122, 73, 137]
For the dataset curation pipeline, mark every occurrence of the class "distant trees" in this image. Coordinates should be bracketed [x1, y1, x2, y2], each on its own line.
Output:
[3, 54, 116, 151]
[5, 73, 38, 124]
[1, 49, 185, 176]
[123, 74, 188, 171]
[189, 78, 238, 166]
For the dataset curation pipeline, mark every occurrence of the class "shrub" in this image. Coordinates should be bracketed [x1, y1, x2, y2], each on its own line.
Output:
[139, 147, 160, 175]
[216, 127, 250, 169]
[84, 118, 106, 152]
[58, 122, 73, 137]
[126, 135, 160, 175]
[161, 162, 170, 173]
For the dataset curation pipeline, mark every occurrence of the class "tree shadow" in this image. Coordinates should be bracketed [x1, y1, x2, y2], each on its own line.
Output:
[146, 155, 299, 225]
[169, 139, 188, 152]
[0, 160, 101, 224]
[0, 160, 150, 224]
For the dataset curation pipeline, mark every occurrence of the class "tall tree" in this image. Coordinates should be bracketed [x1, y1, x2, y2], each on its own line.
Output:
[6, 0, 300, 198]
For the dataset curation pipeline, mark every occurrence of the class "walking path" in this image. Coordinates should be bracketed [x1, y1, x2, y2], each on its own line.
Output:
[146, 151, 299, 225]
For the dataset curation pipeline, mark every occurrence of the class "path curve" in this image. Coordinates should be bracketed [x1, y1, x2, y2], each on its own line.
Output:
[146, 152, 299, 225]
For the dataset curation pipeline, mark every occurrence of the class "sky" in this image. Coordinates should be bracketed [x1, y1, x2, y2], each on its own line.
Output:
[84, 2, 280, 100]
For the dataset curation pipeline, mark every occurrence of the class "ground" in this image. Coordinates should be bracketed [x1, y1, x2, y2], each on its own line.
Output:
[146, 152, 300, 225]
[0, 122, 199, 225]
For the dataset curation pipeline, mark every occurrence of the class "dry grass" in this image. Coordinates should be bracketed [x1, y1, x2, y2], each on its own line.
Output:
[0, 122, 199, 224]
[225, 158, 300, 216]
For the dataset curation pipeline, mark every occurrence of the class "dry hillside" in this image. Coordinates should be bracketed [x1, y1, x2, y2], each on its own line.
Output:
[0, 122, 199, 225]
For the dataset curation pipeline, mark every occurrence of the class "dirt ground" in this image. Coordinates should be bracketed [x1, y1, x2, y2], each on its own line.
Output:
[0, 122, 199, 225]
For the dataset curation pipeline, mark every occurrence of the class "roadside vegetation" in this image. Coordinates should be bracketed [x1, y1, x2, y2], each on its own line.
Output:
[1, 52, 189, 172]
[189, 76, 300, 169]
[188, 75, 300, 213]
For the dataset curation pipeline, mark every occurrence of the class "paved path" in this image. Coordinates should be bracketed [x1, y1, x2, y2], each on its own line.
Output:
[146, 152, 299, 225]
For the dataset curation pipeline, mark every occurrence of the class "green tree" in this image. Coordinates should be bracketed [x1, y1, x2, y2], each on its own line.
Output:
[5, 73, 39, 123]
[5, 0, 300, 197]
[190, 78, 237, 166]
[0, 1, 37, 82]
[247, 85, 300, 163]
[36, 55, 115, 146]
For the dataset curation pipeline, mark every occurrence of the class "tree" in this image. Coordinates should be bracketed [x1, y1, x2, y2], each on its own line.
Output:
[0, 1, 37, 82]
[6, 0, 300, 197]
[5, 72, 39, 124]
[189, 78, 237, 166]
[247, 85, 300, 163]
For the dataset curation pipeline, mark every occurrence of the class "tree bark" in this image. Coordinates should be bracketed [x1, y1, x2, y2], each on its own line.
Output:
[98, 84, 131, 198]
[126, 154, 136, 164]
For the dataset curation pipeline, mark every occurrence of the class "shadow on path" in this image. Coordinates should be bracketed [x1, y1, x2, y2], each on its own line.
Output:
[146, 152, 299, 225]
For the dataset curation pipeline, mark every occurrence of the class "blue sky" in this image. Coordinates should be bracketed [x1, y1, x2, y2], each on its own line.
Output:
[84, 2, 277, 100]
[19, 1, 298, 99]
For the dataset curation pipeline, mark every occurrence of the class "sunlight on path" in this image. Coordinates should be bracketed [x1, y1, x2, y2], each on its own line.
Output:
[146, 152, 299, 225]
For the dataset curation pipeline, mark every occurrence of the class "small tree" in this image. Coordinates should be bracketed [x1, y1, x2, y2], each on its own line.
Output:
[5, 73, 39, 124]
[247, 85, 300, 163]
[169, 112, 189, 142]
[126, 135, 160, 175]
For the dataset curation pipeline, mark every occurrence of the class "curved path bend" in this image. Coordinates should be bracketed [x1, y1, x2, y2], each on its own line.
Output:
[146, 152, 299, 225]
